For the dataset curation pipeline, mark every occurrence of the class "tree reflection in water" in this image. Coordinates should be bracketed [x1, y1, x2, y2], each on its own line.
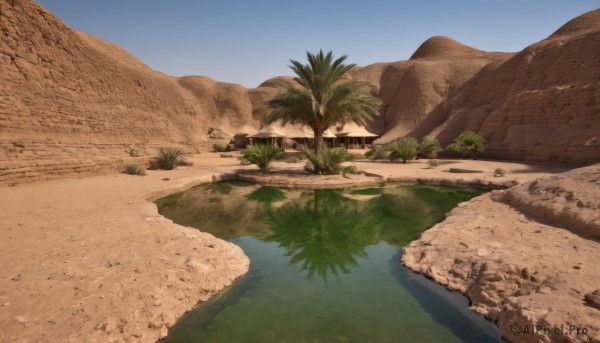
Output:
[157, 183, 483, 281]
[246, 186, 286, 208]
[264, 189, 381, 280]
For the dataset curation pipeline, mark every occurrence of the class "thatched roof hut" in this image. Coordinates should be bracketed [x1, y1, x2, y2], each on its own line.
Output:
[335, 123, 378, 149]
[248, 124, 285, 138]
[335, 123, 378, 138]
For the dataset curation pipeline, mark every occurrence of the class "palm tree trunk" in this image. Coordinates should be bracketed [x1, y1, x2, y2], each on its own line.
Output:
[313, 128, 324, 174]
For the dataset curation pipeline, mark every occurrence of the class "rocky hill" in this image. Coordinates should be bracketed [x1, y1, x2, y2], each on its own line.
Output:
[352, 37, 512, 139]
[422, 9, 600, 164]
[1, 1, 598, 185]
[241, 10, 600, 164]
[0, 0, 259, 184]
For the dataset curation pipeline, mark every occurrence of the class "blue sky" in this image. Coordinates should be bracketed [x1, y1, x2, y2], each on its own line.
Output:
[38, 1, 598, 88]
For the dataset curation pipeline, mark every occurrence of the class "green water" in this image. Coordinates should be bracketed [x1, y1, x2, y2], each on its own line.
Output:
[156, 182, 503, 343]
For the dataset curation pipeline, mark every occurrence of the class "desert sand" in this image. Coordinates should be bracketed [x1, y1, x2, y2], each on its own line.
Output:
[0, 154, 252, 343]
[1, 1, 599, 342]
[0, 153, 589, 342]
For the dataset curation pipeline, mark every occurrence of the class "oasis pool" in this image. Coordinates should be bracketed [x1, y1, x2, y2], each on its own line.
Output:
[156, 182, 503, 343]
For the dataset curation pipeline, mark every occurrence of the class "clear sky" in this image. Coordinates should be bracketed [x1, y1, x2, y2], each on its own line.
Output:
[37, 0, 598, 88]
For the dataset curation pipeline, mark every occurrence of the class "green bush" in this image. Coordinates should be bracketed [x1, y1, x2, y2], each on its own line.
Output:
[212, 143, 231, 152]
[446, 131, 485, 159]
[341, 165, 359, 175]
[494, 168, 506, 177]
[124, 164, 146, 176]
[154, 147, 184, 170]
[388, 137, 419, 163]
[304, 146, 355, 175]
[240, 144, 283, 173]
[417, 136, 442, 159]
[364, 145, 388, 160]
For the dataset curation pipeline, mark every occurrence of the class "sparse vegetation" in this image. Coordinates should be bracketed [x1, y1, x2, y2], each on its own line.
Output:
[388, 137, 419, 163]
[447, 131, 485, 159]
[240, 144, 283, 173]
[124, 164, 146, 176]
[494, 168, 507, 177]
[212, 143, 231, 153]
[154, 147, 184, 170]
[365, 145, 388, 160]
[417, 136, 442, 159]
[341, 165, 359, 175]
[304, 146, 355, 175]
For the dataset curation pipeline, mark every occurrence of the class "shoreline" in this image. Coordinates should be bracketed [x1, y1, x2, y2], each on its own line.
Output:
[402, 165, 600, 343]
[0, 154, 587, 342]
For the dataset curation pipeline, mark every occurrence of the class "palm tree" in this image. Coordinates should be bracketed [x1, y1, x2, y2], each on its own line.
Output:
[267, 50, 381, 173]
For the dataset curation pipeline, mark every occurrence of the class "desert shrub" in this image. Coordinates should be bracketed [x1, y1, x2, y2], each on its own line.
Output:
[212, 143, 231, 152]
[240, 144, 283, 173]
[494, 168, 507, 177]
[304, 146, 355, 175]
[365, 145, 388, 160]
[417, 136, 442, 159]
[154, 147, 184, 170]
[446, 131, 485, 159]
[388, 137, 419, 163]
[341, 165, 359, 175]
[124, 164, 146, 176]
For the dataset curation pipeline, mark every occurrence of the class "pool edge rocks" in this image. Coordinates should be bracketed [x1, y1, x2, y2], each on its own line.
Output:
[402, 164, 600, 343]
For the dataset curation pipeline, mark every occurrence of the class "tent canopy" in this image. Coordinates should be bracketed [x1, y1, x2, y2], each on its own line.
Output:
[282, 125, 313, 139]
[335, 123, 378, 138]
[248, 122, 376, 139]
[248, 123, 285, 138]
[323, 129, 336, 138]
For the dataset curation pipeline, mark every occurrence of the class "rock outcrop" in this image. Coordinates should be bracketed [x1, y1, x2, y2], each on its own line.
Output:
[356, 37, 512, 139]
[0, 0, 259, 185]
[421, 9, 600, 164]
[402, 164, 600, 343]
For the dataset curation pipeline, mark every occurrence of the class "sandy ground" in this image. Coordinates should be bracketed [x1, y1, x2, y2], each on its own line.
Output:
[0, 154, 252, 343]
[0, 152, 580, 342]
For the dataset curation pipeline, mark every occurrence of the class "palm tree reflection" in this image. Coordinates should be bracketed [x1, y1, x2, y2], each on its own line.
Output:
[246, 186, 286, 208]
[264, 189, 381, 280]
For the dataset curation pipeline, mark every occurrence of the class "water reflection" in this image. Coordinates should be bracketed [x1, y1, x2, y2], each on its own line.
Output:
[156, 183, 483, 280]
[246, 186, 286, 208]
[264, 189, 380, 280]
[203, 182, 233, 195]
[157, 183, 501, 343]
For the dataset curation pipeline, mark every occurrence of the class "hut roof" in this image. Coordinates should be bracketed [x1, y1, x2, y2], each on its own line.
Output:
[248, 123, 285, 138]
[282, 125, 313, 139]
[335, 123, 378, 138]
[323, 129, 336, 138]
